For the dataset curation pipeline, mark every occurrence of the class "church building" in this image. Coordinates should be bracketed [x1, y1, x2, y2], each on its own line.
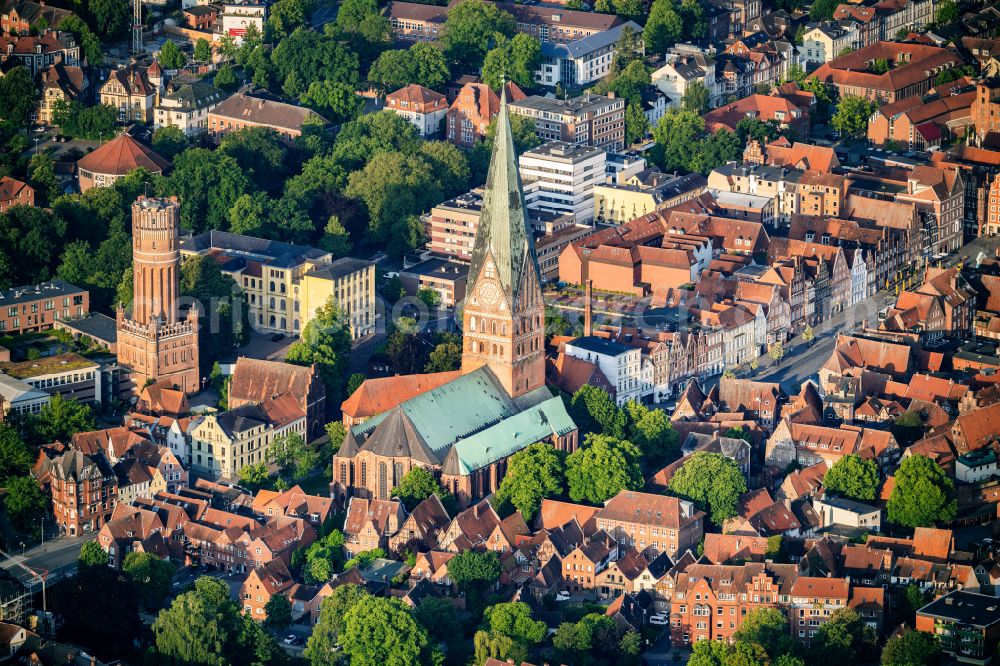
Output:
[333, 92, 579, 508]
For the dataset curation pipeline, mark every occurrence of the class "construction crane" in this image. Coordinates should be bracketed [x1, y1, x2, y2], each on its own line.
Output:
[132, 0, 142, 55]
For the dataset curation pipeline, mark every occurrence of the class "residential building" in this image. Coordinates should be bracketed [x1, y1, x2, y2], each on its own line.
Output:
[0, 279, 87, 335]
[519, 141, 606, 223]
[332, 96, 580, 508]
[593, 170, 707, 224]
[100, 63, 163, 124]
[37, 62, 87, 125]
[791, 577, 850, 644]
[986, 172, 1000, 237]
[0, 30, 80, 76]
[189, 394, 306, 479]
[154, 81, 227, 137]
[116, 197, 200, 395]
[802, 21, 861, 66]
[652, 48, 720, 110]
[343, 497, 405, 557]
[509, 93, 625, 151]
[814, 495, 882, 533]
[385, 84, 448, 137]
[209, 92, 325, 143]
[594, 490, 704, 560]
[228, 357, 326, 438]
[76, 133, 170, 192]
[240, 560, 293, 620]
[49, 449, 118, 536]
[535, 20, 642, 88]
[0, 176, 33, 212]
[180, 231, 376, 340]
[0, 373, 49, 422]
[708, 163, 803, 224]
[446, 81, 525, 147]
[868, 85, 976, 149]
[0, 0, 75, 35]
[399, 257, 469, 308]
[916, 590, 1000, 665]
[956, 449, 998, 484]
[384, 1, 447, 43]
[703, 93, 810, 138]
[564, 336, 646, 405]
[811, 42, 965, 103]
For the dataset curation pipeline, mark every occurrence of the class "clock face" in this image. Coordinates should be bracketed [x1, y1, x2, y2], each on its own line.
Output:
[479, 282, 501, 309]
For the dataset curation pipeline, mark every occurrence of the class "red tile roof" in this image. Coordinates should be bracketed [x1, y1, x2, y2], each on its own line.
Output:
[76, 133, 170, 177]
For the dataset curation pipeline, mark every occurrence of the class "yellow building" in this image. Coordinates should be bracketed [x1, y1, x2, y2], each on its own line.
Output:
[593, 170, 707, 224]
[179, 231, 376, 341]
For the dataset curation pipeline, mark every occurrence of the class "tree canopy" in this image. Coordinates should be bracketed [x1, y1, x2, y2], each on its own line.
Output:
[286, 297, 353, 402]
[565, 434, 643, 504]
[493, 442, 565, 520]
[887, 454, 956, 528]
[390, 466, 454, 512]
[823, 454, 879, 501]
[668, 451, 747, 526]
[441, 0, 516, 68]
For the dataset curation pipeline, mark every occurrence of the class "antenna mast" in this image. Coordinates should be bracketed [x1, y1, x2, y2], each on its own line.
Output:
[132, 0, 142, 54]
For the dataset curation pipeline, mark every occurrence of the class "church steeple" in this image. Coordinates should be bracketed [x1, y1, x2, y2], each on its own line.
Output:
[460, 88, 546, 398]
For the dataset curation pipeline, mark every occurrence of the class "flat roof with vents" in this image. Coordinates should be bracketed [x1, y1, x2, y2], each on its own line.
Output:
[918, 590, 1000, 627]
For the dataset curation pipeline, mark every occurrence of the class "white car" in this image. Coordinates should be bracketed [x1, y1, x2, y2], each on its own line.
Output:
[649, 613, 670, 626]
[555, 591, 571, 602]
[282, 635, 296, 645]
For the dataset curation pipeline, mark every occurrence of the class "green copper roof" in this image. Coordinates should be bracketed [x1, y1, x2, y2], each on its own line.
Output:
[467, 87, 539, 306]
[447, 395, 575, 475]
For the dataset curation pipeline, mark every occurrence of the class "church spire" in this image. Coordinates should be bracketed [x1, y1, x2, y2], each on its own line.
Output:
[467, 87, 537, 305]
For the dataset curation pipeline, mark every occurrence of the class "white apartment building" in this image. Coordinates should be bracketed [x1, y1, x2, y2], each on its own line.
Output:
[221, 2, 266, 42]
[154, 81, 228, 137]
[563, 336, 650, 405]
[535, 21, 642, 88]
[651, 47, 720, 109]
[520, 141, 606, 224]
[801, 22, 860, 67]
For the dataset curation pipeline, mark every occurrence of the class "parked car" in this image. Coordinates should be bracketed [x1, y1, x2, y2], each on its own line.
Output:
[282, 635, 297, 645]
[649, 613, 669, 626]
[271, 333, 285, 342]
[555, 591, 571, 602]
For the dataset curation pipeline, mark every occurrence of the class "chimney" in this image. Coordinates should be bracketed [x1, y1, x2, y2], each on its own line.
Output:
[584, 280, 593, 337]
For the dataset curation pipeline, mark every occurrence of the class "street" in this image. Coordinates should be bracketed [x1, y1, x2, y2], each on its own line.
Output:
[0, 532, 94, 588]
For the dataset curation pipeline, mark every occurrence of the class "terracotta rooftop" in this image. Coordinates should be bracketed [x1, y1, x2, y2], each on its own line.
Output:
[76, 133, 170, 177]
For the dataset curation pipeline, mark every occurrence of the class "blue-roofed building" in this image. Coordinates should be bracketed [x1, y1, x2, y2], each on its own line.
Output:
[535, 21, 642, 88]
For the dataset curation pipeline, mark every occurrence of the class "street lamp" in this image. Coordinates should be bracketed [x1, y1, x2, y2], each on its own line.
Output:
[34, 137, 39, 155]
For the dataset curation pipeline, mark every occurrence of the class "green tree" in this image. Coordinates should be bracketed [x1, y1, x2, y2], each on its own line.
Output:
[271, 431, 320, 481]
[0, 66, 37, 127]
[809, 608, 876, 666]
[0, 423, 32, 481]
[441, 0, 516, 67]
[769, 341, 785, 362]
[263, 593, 293, 630]
[425, 337, 462, 373]
[682, 79, 710, 114]
[653, 107, 705, 171]
[802, 325, 815, 343]
[905, 583, 930, 616]
[179, 253, 250, 365]
[89, 0, 130, 39]
[416, 287, 441, 308]
[3, 476, 48, 531]
[286, 297, 352, 402]
[50, 566, 142, 656]
[565, 434, 643, 504]
[28, 154, 59, 205]
[317, 214, 353, 259]
[57, 16, 101, 64]
[28, 394, 95, 445]
[158, 147, 252, 232]
[391, 466, 453, 512]
[0, 203, 68, 289]
[341, 596, 432, 666]
[624, 100, 650, 145]
[152, 125, 188, 160]
[881, 631, 939, 666]
[891, 410, 925, 445]
[870, 58, 890, 74]
[680, 0, 707, 38]
[214, 64, 239, 91]
[50, 99, 118, 140]
[831, 95, 877, 137]
[476, 601, 547, 664]
[306, 584, 371, 665]
[152, 577, 250, 665]
[412, 596, 458, 643]
[345, 373, 366, 398]
[810, 0, 840, 21]
[78, 541, 108, 568]
[449, 549, 501, 593]
[644, 0, 683, 54]
[300, 80, 364, 124]
[888, 454, 956, 528]
[568, 384, 625, 438]
[823, 454, 879, 501]
[272, 26, 361, 91]
[194, 38, 212, 63]
[625, 402, 680, 471]
[668, 451, 747, 526]
[481, 33, 541, 89]
[158, 40, 187, 70]
[367, 43, 451, 91]
[733, 608, 795, 660]
[494, 442, 565, 519]
[238, 462, 270, 490]
[270, 0, 316, 38]
[123, 551, 174, 608]
[935, 0, 959, 23]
